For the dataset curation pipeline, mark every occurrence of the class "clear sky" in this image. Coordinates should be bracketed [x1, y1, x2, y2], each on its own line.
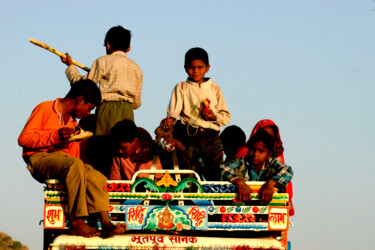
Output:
[1, 1, 374, 249]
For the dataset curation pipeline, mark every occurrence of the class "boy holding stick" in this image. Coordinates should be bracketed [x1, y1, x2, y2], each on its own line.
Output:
[61, 26, 143, 176]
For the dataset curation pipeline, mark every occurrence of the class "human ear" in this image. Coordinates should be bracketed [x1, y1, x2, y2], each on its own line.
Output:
[106, 42, 111, 51]
[205, 64, 210, 72]
[134, 137, 140, 146]
[126, 45, 131, 53]
[76, 96, 84, 105]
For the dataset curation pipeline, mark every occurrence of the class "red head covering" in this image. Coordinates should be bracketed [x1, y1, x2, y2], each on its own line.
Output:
[235, 119, 284, 163]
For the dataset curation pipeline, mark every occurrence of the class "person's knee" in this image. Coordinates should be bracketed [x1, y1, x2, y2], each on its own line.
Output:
[67, 158, 86, 176]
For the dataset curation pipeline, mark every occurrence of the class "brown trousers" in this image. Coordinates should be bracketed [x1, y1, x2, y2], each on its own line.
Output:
[27, 151, 109, 219]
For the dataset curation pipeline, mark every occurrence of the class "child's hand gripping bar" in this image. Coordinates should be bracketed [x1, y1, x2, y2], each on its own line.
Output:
[29, 38, 90, 72]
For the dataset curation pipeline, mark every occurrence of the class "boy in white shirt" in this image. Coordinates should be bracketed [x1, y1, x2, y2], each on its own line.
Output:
[160, 47, 231, 180]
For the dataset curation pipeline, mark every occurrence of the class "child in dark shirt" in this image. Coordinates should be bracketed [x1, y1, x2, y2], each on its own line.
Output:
[220, 125, 246, 163]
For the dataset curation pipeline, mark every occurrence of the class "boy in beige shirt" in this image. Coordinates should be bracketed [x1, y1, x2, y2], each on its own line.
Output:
[160, 47, 231, 180]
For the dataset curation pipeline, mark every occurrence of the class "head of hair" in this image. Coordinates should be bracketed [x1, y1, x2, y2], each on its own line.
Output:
[247, 129, 274, 153]
[110, 119, 140, 148]
[104, 25, 131, 52]
[184, 47, 209, 67]
[65, 79, 101, 106]
[220, 125, 246, 150]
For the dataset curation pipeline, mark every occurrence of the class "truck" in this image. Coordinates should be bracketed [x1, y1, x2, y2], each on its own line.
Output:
[42, 155, 292, 249]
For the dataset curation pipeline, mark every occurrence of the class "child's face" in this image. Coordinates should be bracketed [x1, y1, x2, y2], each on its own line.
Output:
[248, 141, 271, 168]
[185, 59, 210, 84]
[73, 98, 96, 119]
[117, 138, 139, 159]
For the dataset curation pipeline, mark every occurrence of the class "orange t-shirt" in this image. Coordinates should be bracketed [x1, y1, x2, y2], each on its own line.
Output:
[18, 98, 80, 158]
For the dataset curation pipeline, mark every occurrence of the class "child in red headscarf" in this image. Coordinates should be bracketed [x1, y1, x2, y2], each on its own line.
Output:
[235, 119, 295, 216]
[221, 129, 293, 204]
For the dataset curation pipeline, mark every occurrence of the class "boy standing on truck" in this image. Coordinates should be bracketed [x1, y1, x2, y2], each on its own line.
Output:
[61, 25, 143, 177]
[160, 47, 231, 180]
[220, 129, 293, 204]
[18, 80, 126, 238]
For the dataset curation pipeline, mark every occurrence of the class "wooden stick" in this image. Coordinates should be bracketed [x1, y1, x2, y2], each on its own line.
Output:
[29, 38, 90, 72]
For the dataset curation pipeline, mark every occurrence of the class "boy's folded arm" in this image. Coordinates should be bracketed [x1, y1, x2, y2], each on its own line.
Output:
[18, 129, 61, 149]
[260, 180, 277, 204]
[214, 109, 231, 126]
[231, 177, 253, 202]
[220, 159, 243, 181]
[213, 87, 231, 126]
[18, 105, 63, 149]
[269, 162, 294, 187]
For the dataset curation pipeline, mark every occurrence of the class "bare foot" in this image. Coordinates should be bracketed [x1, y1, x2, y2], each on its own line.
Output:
[71, 218, 100, 237]
[101, 222, 127, 238]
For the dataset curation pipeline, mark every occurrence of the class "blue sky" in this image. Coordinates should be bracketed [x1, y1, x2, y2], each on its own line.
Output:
[1, 1, 374, 249]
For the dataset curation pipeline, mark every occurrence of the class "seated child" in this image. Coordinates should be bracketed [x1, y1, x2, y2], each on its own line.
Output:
[235, 119, 284, 161]
[220, 129, 293, 204]
[160, 47, 231, 180]
[109, 119, 163, 180]
[220, 125, 246, 163]
[235, 119, 294, 215]
[18, 80, 126, 238]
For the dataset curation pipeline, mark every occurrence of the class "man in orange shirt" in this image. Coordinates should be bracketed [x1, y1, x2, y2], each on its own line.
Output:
[18, 80, 126, 238]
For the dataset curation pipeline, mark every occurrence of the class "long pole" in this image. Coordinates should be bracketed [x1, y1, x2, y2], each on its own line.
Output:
[29, 38, 90, 72]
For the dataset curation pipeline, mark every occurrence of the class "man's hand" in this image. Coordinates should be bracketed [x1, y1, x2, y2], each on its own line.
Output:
[160, 117, 175, 129]
[232, 178, 253, 202]
[202, 108, 216, 121]
[58, 127, 75, 141]
[259, 179, 276, 204]
[61, 52, 74, 66]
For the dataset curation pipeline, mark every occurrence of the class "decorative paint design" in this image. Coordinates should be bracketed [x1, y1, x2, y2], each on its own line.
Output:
[208, 222, 268, 230]
[187, 206, 206, 227]
[43, 175, 290, 249]
[44, 205, 65, 229]
[160, 193, 173, 205]
[156, 171, 177, 187]
[222, 213, 256, 223]
[105, 182, 130, 192]
[130, 235, 197, 246]
[127, 205, 147, 225]
[203, 183, 235, 193]
[130, 173, 203, 193]
[124, 205, 208, 230]
[268, 207, 289, 231]
[207, 206, 269, 215]
[109, 205, 126, 213]
[157, 206, 175, 229]
[106, 192, 289, 205]
[143, 206, 193, 231]
[131, 235, 164, 245]
[169, 236, 198, 245]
